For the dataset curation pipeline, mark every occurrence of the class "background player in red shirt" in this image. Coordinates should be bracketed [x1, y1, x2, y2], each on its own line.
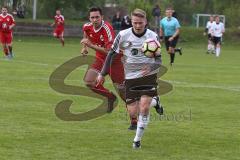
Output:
[80, 7, 125, 112]
[0, 6, 15, 59]
[51, 9, 64, 46]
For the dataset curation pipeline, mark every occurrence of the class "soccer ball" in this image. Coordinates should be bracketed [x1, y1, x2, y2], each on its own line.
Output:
[141, 39, 161, 58]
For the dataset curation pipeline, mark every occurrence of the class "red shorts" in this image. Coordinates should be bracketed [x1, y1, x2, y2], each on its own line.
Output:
[0, 32, 13, 44]
[54, 27, 64, 37]
[91, 54, 124, 84]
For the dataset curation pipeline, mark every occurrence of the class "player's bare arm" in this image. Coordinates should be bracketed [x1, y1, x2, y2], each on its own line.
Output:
[169, 28, 180, 41]
[80, 31, 89, 55]
[159, 27, 164, 42]
[80, 38, 109, 54]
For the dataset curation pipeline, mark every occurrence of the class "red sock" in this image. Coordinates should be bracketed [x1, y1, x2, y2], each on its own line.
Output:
[60, 39, 64, 46]
[3, 48, 8, 56]
[131, 117, 138, 125]
[91, 84, 114, 99]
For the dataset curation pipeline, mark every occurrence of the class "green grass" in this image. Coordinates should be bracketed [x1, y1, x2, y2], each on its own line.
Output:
[0, 37, 240, 160]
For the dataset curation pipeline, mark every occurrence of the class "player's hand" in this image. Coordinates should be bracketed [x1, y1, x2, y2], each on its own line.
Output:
[168, 36, 174, 42]
[81, 48, 88, 56]
[96, 74, 105, 87]
[81, 38, 93, 48]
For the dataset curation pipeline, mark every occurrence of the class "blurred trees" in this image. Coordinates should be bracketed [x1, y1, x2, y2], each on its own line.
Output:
[0, 0, 239, 26]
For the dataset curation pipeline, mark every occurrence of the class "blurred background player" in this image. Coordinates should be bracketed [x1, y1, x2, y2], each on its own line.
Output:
[51, 9, 64, 46]
[80, 7, 125, 112]
[112, 11, 122, 34]
[121, 15, 132, 30]
[0, 6, 15, 59]
[97, 8, 162, 149]
[211, 15, 225, 57]
[204, 15, 215, 54]
[152, 4, 161, 34]
[160, 8, 181, 65]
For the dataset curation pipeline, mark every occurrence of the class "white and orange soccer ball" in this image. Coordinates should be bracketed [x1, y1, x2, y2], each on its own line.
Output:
[141, 39, 161, 58]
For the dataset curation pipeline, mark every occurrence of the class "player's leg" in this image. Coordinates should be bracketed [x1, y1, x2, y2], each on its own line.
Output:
[0, 33, 8, 57]
[84, 59, 116, 113]
[133, 95, 152, 149]
[130, 74, 158, 148]
[174, 36, 182, 55]
[164, 37, 173, 65]
[212, 37, 217, 55]
[169, 36, 179, 65]
[59, 30, 64, 46]
[6, 33, 13, 58]
[215, 37, 221, 57]
[207, 34, 211, 53]
[126, 101, 139, 130]
[150, 96, 163, 115]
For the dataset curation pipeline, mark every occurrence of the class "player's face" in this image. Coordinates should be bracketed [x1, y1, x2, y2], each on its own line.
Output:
[56, 10, 61, 15]
[89, 11, 103, 29]
[131, 16, 146, 34]
[210, 16, 214, 22]
[1, 8, 8, 15]
[215, 17, 220, 23]
[165, 10, 172, 18]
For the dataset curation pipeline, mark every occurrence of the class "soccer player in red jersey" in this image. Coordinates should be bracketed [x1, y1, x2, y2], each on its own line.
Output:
[0, 6, 15, 59]
[51, 9, 64, 46]
[80, 7, 125, 113]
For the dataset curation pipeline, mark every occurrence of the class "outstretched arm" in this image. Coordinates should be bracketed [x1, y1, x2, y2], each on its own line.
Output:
[96, 49, 117, 86]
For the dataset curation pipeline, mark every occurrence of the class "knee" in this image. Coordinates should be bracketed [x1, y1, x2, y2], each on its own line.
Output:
[84, 78, 96, 88]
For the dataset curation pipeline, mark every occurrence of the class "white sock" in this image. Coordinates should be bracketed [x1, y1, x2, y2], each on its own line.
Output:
[207, 44, 211, 51]
[134, 114, 150, 142]
[150, 96, 160, 107]
[210, 44, 215, 52]
[150, 97, 156, 107]
[216, 47, 220, 57]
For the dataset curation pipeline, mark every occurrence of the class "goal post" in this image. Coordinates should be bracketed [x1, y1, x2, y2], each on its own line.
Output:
[195, 13, 225, 28]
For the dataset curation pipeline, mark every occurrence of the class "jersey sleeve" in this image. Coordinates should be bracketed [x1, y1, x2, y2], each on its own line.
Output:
[175, 19, 181, 29]
[102, 23, 115, 50]
[111, 33, 121, 53]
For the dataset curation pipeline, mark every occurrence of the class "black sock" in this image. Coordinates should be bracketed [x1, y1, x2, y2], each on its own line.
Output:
[170, 53, 175, 63]
[175, 48, 180, 52]
[9, 46, 12, 53]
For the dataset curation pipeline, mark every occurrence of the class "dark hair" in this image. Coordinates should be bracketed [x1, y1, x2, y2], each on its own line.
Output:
[89, 7, 102, 15]
[1, 6, 8, 10]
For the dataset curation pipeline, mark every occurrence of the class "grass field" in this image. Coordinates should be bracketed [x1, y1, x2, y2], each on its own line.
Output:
[0, 36, 240, 160]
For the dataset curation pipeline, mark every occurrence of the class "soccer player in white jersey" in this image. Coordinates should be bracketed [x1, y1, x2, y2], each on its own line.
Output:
[204, 15, 215, 54]
[97, 8, 162, 149]
[211, 15, 225, 57]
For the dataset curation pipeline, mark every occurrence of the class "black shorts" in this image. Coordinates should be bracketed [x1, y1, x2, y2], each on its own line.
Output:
[213, 36, 221, 45]
[125, 74, 158, 104]
[165, 35, 179, 50]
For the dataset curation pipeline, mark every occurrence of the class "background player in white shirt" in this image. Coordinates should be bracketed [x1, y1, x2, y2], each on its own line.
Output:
[211, 15, 225, 57]
[204, 15, 215, 54]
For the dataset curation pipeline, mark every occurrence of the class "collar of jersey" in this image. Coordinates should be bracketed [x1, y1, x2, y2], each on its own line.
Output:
[131, 28, 147, 38]
[93, 20, 104, 32]
[0, 13, 10, 18]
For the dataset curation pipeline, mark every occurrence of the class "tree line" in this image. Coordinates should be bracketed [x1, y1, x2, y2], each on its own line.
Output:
[0, 0, 239, 27]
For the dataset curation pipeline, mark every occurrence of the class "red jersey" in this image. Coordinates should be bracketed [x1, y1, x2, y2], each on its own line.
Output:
[0, 13, 15, 33]
[82, 20, 115, 59]
[54, 15, 64, 29]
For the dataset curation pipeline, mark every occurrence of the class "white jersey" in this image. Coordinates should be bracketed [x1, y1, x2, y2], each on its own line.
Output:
[112, 28, 161, 79]
[206, 21, 215, 34]
[212, 22, 225, 37]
